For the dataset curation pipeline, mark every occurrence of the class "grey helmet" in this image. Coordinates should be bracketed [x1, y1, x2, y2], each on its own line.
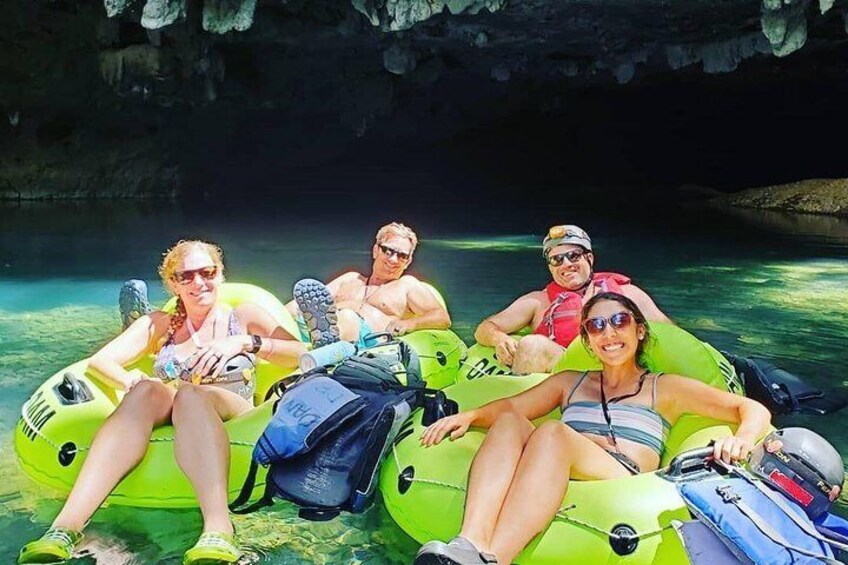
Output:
[218, 353, 257, 385]
[748, 427, 844, 519]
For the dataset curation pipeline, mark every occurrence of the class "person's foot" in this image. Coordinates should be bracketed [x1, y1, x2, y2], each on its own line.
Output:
[183, 531, 242, 565]
[414, 536, 498, 565]
[119, 279, 152, 329]
[293, 278, 340, 348]
[18, 527, 83, 564]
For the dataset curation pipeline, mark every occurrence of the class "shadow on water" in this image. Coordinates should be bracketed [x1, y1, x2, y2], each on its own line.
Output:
[1, 199, 847, 562]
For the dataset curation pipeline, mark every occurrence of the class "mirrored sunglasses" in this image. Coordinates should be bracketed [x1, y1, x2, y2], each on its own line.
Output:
[379, 244, 411, 261]
[582, 312, 634, 335]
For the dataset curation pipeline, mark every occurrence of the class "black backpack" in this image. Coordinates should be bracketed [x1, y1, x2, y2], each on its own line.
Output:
[344, 332, 423, 388]
[723, 352, 848, 415]
[229, 342, 453, 521]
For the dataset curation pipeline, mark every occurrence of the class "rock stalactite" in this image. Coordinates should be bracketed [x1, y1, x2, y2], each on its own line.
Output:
[3, 0, 848, 202]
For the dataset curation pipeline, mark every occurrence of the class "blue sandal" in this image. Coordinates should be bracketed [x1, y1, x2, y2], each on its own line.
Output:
[293, 278, 340, 348]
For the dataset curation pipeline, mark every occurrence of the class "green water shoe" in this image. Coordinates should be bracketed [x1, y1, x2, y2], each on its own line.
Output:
[18, 527, 83, 564]
[183, 531, 242, 565]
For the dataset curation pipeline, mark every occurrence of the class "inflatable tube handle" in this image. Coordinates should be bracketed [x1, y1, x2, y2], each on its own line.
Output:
[666, 446, 716, 480]
[54, 373, 93, 405]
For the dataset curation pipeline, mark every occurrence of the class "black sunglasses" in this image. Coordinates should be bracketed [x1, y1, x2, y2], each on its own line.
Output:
[547, 248, 588, 267]
[582, 312, 634, 335]
[379, 244, 411, 261]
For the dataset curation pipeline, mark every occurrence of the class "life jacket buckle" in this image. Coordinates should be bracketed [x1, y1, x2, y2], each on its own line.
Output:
[716, 484, 741, 504]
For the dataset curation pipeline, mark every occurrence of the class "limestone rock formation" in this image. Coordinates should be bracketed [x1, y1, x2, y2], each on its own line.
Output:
[4, 0, 848, 200]
[141, 0, 186, 29]
[711, 179, 848, 216]
[352, 0, 506, 31]
[202, 0, 257, 34]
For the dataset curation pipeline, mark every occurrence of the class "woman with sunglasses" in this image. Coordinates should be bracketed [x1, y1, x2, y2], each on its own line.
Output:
[19, 240, 307, 565]
[415, 291, 771, 565]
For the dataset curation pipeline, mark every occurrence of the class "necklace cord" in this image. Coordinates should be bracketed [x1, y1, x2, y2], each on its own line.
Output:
[600, 368, 651, 452]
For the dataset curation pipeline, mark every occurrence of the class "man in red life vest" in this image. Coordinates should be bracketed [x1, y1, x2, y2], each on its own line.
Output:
[474, 224, 671, 374]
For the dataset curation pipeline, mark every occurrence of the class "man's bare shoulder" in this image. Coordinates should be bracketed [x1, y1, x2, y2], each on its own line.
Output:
[399, 274, 425, 286]
[619, 283, 652, 300]
[491, 289, 546, 316]
[519, 289, 548, 304]
[329, 271, 365, 285]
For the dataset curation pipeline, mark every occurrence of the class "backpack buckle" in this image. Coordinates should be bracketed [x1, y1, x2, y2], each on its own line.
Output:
[716, 484, 741, 504]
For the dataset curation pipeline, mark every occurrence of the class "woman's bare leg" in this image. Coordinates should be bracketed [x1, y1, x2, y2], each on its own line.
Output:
[512, 335, 564, 375]
[52, 380, 176, 531]
[486, 421, 631, 564]
[458, 412, 535, 550]
[171, 385, 251, 534]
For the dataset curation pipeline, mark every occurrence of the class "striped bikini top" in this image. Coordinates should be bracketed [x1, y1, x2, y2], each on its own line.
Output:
[560, 371, 670, 456]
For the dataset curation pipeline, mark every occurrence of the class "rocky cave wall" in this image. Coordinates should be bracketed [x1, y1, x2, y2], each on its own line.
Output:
[2, 0, 848, 202]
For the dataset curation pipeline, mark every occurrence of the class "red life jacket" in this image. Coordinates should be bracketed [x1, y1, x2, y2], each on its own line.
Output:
[533, 272, 631, 347]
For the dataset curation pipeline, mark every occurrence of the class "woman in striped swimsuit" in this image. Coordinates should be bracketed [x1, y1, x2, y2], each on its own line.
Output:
[416, 291, 772, 565]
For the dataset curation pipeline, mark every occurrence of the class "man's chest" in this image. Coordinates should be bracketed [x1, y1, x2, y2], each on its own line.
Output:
[338, 280, 407, 313]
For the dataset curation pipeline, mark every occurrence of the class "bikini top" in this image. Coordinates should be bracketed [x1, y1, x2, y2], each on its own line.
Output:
[560, 371, 670, 457]
[153, 308, 242, 382]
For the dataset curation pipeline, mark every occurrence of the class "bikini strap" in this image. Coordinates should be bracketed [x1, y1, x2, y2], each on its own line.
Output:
[565, 371, 590, 405]
[227, 308, 242, 336]
[652, 372, 665, 408]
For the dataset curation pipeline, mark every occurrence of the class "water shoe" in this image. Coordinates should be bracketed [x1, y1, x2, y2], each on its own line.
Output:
[18, 527, 83, 564]
[183, 531, 242, 565]
[293, 278, 340, 348]
[119, 279, 152, 329]
[414, 536, 498, 565]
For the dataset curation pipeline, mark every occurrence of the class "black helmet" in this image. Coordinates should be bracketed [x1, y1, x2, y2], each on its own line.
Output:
[748, 427, 844, 519]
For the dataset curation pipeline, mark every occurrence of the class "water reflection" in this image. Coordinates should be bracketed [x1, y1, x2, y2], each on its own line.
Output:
[1, 200, 846, 562]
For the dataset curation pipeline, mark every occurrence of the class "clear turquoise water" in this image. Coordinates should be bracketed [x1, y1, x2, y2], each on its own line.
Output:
[1, 200, 847, 563]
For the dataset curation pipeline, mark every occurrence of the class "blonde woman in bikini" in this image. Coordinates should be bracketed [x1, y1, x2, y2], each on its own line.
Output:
[19, 240, 307, 565]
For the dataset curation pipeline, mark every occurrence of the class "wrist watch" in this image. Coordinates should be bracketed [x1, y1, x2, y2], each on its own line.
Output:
[248, 334, 263, 354]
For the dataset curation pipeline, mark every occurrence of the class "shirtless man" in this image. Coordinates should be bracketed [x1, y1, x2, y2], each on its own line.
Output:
[474, 224, 671, 374]
[290, 222, 451, 348]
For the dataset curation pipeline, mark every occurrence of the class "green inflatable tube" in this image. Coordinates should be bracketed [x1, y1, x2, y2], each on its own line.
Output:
[14, 283, 300, 508]
[15, 283, 465, 508]
[380, 324, 744, 564]
[456, 323, 743, 395]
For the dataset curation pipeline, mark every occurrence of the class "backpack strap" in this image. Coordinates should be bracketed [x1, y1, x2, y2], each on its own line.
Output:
[228, 459, 276, 514]
[725, 462, 848, 553]
[715, 484, 842, 564]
